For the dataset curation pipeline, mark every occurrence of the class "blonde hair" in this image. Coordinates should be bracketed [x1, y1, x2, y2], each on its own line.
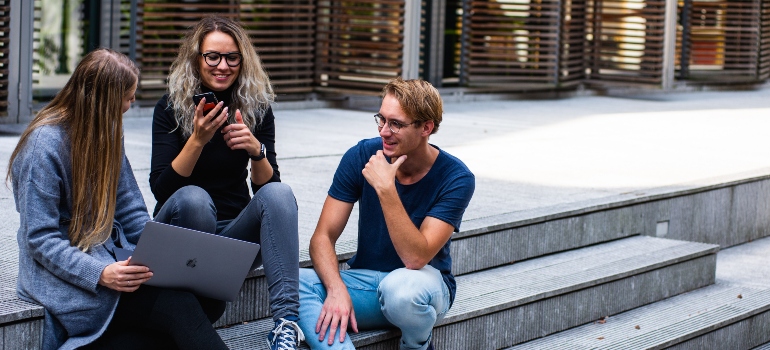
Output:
[167, 16, 274, 139]
[8, 49, 139, 251]
[382, 77, 443, 134]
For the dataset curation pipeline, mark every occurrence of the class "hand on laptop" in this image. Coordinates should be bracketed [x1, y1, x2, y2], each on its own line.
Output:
[98, 258, 153, 292]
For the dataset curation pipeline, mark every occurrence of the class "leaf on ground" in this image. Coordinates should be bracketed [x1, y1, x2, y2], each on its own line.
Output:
[635, 325, 640, 330]
[597, 337, 605, 340]
[738, 294, 743, 299]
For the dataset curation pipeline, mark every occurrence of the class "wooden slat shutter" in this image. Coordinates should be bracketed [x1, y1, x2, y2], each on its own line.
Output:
[761, 0, 770, 79]
[138, 2, 239, 100]
[677, 0, 764, 82]
[31, 1, 42, 96]
[586, 0, 667, 85]
[463, 0, 564, 88]
[314, 0, 405, 93]
[561, 0, 588, 84]
[119, 1, 134, 56]
[138, 0, 314, 101]
[239, 0, 316, 95]
[0, 0, 8, 116]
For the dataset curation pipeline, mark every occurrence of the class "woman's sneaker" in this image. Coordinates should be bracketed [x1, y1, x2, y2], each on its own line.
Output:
[267, 318, 305, 350]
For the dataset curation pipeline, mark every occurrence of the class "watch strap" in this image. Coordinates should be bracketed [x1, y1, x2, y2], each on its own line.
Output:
[249, 143, 266, 161]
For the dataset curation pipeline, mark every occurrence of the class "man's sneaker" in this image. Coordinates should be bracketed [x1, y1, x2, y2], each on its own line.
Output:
[267, 318, 305, 350]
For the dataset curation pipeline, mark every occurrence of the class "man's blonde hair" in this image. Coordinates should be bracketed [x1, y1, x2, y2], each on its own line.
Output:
[381, 77, 443, 134]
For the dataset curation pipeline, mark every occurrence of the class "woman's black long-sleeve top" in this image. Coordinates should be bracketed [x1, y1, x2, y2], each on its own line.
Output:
[149, 89, 280, 221]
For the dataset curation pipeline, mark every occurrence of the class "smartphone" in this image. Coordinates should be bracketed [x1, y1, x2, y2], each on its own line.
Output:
[192, 92, 218, 113]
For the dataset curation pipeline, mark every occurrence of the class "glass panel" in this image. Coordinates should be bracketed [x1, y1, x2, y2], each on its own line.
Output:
[32, 0, 86, 103]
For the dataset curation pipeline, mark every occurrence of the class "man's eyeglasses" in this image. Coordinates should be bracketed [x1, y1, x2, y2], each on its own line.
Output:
[200, 51, 243, 67]
[374, 113, 416, 134]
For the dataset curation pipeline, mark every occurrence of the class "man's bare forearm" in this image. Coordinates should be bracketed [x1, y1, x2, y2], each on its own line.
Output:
[377, 186, 433, 269]
[309, 234, 347, 293]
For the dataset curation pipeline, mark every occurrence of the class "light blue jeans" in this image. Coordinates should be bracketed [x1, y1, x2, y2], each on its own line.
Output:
[154, 184, 300, 321]
[298, 266, 450, 350]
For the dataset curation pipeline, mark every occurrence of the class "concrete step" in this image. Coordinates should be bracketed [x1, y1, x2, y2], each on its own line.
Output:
[219, 236, 718, 349]
[217, 199, 662, 328]
[5, 172, 768, 336]
[220, 204, 650, 328]
[0, 199, 687, 336]
[510, 283, 770, 350]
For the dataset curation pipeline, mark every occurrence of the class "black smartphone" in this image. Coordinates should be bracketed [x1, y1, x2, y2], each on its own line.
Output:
[192, 92, 218, 113]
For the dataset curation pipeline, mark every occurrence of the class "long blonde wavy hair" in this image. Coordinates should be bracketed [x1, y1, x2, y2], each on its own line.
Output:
[7, 49, 139, 251]
[167, 16, 274, 138]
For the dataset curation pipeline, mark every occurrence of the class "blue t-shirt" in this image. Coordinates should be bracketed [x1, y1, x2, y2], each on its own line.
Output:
[329, 138, 475, 305]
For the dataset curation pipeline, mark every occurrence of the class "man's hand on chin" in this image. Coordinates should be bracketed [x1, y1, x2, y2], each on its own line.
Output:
[362, 150, 406, 193]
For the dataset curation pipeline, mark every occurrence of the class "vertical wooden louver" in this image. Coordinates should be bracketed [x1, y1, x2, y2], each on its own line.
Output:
[586, 0, 667, 85]
[0, 0, 8, 117]
[760, 0, 770, 79]
[138, 2, 237, 101]
[677, 0, 764, 82]
[560, 0, 588, 84]
[138, 0, 315, 101]
[314, 0, 405, 93]
[463, 0, 564, 88]
[119, 1, 134, 56]
[239, 0, 315, 96]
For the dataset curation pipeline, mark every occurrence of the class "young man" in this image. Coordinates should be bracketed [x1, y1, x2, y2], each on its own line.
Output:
[297, 78, 475, 350]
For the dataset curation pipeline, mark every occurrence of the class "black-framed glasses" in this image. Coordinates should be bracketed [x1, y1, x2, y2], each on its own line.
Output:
[200, 51, 243, 67]
[374, 113, 416, 134]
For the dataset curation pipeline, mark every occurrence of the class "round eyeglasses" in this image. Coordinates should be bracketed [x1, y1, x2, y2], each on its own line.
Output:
[374, 113, 416, 134]
[200, 51, 243, 67]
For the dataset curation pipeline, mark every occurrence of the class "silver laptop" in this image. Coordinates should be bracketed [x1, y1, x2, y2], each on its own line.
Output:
[114, 221, 260, 301]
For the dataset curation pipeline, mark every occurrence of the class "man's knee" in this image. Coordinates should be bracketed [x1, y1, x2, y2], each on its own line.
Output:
[378, 267, 447, 327]
[378, 268, 428, 307]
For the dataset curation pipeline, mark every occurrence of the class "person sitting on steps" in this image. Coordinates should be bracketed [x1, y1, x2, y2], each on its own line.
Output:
[297, 77, 476, 350]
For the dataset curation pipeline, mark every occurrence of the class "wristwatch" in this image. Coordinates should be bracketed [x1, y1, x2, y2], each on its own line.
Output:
[249, 143, 266, 161]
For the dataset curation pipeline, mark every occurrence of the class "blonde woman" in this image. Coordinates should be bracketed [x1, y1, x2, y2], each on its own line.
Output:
[150, 16, 302, 350]
[9, 49, 227, 349]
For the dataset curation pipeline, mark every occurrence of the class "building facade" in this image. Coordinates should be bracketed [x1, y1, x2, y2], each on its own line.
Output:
[2, 0, 768, 123]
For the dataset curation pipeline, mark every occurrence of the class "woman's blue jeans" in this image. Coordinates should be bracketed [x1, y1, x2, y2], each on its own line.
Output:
[154, 184, 300, 321]
[298, 266, 450, 350]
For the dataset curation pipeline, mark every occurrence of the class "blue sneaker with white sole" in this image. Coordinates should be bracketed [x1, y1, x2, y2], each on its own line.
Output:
[267, 318, 305, 350]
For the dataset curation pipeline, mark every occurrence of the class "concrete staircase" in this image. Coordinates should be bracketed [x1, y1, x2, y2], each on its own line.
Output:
[3, 176, 770, 349]
[509, 283, 770, 349]
[219, 236, 719, 349]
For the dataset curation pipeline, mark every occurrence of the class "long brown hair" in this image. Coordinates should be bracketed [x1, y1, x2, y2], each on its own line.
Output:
[167, 15, 274, 139]
[7, 48, 139, 251]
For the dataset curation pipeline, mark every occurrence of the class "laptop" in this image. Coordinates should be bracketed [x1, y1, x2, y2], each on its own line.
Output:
[114, 221, 260, 301]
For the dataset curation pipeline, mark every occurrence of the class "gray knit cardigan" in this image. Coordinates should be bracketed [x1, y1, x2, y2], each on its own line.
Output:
[12, 125, 150, 349]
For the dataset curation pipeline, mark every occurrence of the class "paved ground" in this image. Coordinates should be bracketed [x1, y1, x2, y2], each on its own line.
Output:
[1, 88, 769, 271]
